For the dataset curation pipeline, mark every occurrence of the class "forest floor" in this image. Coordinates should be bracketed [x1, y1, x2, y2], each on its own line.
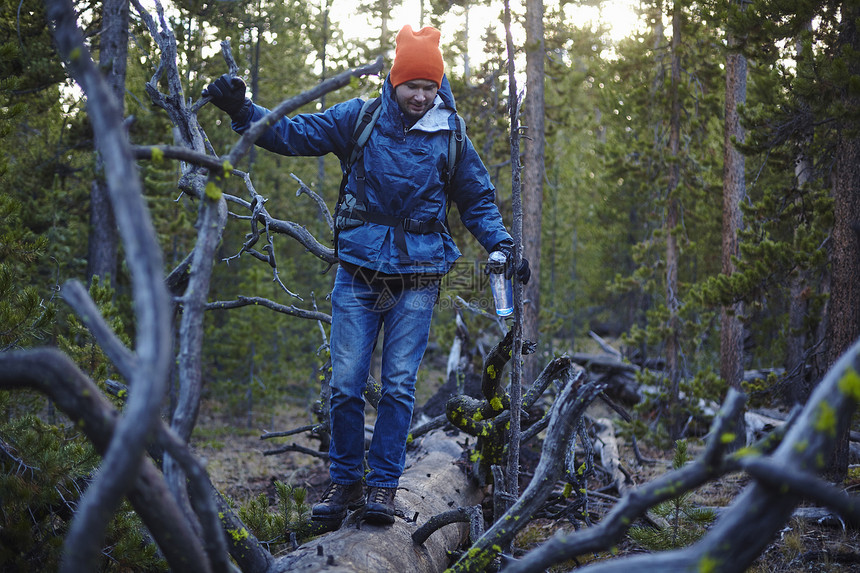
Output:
[192, 378, 860, 573]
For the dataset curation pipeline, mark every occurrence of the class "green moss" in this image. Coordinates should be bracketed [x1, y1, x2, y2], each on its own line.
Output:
[720, 432, 736, 444]
[151, 147, 164, 163]
[489, 396, 503, 411]
[838, 367, 860, 403]
[813, 401, 837, 438]
[654, 483, 679, 496]
[205, 181, 222, 201]
[698, 555, 719, 573]
[487, 364, 498, 380]
[731, 446, 756, 458]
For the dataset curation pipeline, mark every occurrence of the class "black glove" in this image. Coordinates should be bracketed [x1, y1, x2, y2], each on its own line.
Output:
[492, 241, 531, 285]
[203, 74, 248, 117]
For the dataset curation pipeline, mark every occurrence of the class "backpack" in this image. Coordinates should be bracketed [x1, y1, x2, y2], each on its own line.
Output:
[333, 97, 467, 260]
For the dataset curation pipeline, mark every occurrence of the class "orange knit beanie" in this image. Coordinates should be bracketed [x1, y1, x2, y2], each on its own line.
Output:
[389, 25, 444, 87]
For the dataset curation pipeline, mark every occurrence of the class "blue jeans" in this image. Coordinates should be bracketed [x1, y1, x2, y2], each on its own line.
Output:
[328, 266, 438, 488]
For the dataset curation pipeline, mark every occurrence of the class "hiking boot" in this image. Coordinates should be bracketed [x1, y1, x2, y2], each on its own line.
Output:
[364, 486, 396, 525]
[311, 481, 365, 524]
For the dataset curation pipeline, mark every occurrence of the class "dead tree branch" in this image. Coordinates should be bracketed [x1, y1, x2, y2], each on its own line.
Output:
[448, 363, 601, 572]
[412, 505, 484, 545]
[506, 337, 860, 572]
[0, 350, 209, 573]
[501, 389, 748, 572]
[206, 296, 331, 323]
[224, 56, 383, 166]
[45, 0, 173, 570]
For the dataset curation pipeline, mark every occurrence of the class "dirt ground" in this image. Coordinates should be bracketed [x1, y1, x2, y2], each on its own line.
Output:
[191, 395, 860, 573]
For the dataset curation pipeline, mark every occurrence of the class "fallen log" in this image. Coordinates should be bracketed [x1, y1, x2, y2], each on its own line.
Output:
[273, 429, 481, 573]
[593, 417, 634, 495]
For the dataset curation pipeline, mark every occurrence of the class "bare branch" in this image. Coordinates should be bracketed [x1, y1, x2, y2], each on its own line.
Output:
[449, 364, 599, 572]
[0, 350, 208, 573]
[260, 424, 319, 440]
[263, 443, 329, 459]
[131, 144, 230, 173]
[412, 505, 484, 545]
[739, 457, 860, 526]
[60, 279, 138, 380]
[292, 173, 334, 233]
[501, 389, 748, 573]
[206, 296, 331, 323]
[224, 56, 384, 166]
[46, 0, 173, 569]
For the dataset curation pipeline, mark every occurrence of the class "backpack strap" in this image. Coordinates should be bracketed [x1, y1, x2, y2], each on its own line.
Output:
[445, 113, 466, 185]
[347, 97, 383, 170]
[334, 99, 467, 263]
[334, 98, 382, 256]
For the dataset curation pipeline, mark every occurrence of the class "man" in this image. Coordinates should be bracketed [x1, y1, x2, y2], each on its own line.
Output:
[205, 25, 529, 527]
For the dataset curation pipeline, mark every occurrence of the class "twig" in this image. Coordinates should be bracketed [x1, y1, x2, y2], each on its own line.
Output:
[292, 173, 334, 233]
[412, 505, 484, 545]
[263, 443, 329, 460]
[206, 296, 330, 323]
[261, 425, 319, 440]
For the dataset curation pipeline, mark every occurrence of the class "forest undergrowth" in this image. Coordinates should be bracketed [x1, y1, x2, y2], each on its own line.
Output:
[192, 374, 860, 573]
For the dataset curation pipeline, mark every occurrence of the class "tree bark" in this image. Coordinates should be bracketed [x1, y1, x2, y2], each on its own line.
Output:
[721, 16, 747, 450]
[824, 1, 860, 480]
[86, 0, 128, 286]
[785, 23, 818, 405]
[522, 0, 545, 391]
[665, 0, 683, 440]
[273, 430, 482, 573]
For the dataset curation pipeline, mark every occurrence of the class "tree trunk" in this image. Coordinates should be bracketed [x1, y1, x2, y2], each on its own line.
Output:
[86, 0, 128, 286]
[785, 23, 818, 405]
[824, 0, 860, 481]
[666, 0, 683, 440]
[720, 22, 747, 450]
[274, 430, 482, 573]
[522, 0, 545, 390]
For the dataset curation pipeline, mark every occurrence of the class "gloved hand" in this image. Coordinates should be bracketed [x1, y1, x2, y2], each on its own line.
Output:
[492, 240, 531, 284]
[203, 74, 248, 117]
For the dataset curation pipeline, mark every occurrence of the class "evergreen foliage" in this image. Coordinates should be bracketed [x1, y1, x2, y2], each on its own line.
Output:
[56, 276, 130, 388]
[628, 439, 715, 549]
[0, 397, 166, 571]
[237, 480, 312, 551]
[0, 194, 54, 351]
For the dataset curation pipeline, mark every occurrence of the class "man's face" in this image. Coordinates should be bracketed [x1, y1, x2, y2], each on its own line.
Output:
[394, 79, 439, 121]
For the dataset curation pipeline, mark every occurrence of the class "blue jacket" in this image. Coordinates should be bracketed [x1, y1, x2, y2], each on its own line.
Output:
[231, 74, 512, 275]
